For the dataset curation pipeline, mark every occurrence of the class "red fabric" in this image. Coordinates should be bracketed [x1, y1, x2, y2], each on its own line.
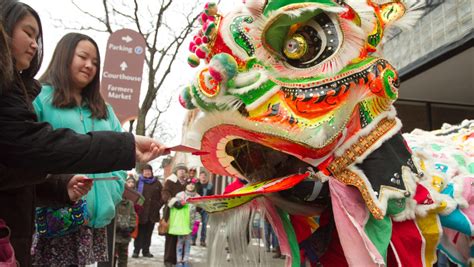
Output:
[319, 223, 349, 267]
[133, 203, 143, 215]
[130, 214, 139, 239]
[413, 183, 434, 205]
[386, 244, 398, 267]
[223, 178, 246, 194]
[290, 215, 313, 265]
[290, 215, 312, 243]
[390, 219, 424, 267]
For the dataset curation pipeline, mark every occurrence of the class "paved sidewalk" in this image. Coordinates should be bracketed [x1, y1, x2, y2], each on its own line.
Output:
[128, 234, 286, 267]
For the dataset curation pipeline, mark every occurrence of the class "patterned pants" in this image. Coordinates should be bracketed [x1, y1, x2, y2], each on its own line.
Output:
[114, 242, 129, 267]
[176, 234, 192, 263]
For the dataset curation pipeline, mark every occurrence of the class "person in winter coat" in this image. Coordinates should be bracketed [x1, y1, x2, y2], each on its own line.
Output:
[132, 164, 164, 258]
[114, 178, 137, 267]
[162, 163, 188, 267]
[0, 2, 164, 266]
[192, 170, 214, 246]
[30, 32, 130, 266]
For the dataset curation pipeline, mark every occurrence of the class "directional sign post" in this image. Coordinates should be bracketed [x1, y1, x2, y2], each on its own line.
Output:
[101, 29, 146, 124]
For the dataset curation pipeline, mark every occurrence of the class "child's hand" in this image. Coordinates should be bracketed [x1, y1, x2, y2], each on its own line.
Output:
[67, 175, 93, 202]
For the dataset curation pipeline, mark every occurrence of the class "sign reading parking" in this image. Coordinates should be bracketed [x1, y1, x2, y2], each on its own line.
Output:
[101, 28, 146, 124]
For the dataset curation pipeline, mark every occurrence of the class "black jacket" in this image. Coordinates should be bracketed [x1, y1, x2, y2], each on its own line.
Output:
[0, 81, 136, 266]
[137, 177, 164, 224]
[0, 83, 135, 174]
[196, 181, 214, 197]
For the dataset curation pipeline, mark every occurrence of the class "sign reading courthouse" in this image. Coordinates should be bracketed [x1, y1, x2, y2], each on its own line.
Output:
[101, 28, 146, 124]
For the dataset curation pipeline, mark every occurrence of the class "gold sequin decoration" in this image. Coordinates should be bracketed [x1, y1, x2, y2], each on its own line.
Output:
[328, 117, 397, 219]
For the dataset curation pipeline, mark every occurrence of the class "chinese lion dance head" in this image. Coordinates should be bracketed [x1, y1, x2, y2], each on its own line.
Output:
[180, 1, 473, 266]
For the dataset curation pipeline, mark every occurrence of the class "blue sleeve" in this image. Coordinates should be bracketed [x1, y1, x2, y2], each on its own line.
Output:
[32, 93, 44, 122]
[107, 104, 125, 134]
[107, 104, 128, 201]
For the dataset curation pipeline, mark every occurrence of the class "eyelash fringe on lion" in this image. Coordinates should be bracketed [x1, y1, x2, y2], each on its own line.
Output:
[179, 1, 474, 266]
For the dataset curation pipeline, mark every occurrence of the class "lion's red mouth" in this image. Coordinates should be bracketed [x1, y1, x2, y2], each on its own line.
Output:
[199, 124, 342, 181]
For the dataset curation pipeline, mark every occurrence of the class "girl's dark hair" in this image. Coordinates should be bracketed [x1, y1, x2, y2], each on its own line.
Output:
[0, 22, 14, 93]
[0, 0, 43, 93]
[40, 32, 107, 119]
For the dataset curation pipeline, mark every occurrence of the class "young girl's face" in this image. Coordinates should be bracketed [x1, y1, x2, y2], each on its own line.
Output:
[11, 13, 39, 71]
[126, 179, 136, 189]
[186, 183, 195, 192]
[70, 40, 98, 91]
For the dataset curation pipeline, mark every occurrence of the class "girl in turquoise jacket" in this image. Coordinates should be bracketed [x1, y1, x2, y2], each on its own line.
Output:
[31, 33, 127, 266]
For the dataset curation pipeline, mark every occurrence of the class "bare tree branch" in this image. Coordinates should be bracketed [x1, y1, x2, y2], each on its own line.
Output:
[138, 5, 201, 129]
[111, 7, 135, 22]
[132, 0, 145, 38]
[151, 0, 173, 53]
[145, 89, 174, 136]
[68, 0, 112, 33]
[146, 112, 162, 137]
[101, 0, 113, 33]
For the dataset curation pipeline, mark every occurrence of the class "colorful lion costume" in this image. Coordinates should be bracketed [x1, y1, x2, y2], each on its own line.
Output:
[179, 1, 474, 266]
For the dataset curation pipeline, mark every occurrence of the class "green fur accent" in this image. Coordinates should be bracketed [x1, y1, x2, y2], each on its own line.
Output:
[367, 18, 383, 48]
[230, 16, 255, 57]
[275, 57, 378, 84]
[386, 198, 406, 215]
[431, 144, 443, 151]
[277, 208, 301, 267]
[238, 80, 277, 105]
[246, 57, 259, 69]
[264, 0, 337, 16]
[468, 163, 474, 174]
[265, 9, 322, 55]
[382, 69, 397, 100]
[191, 85, 220, 111]
[365, 214, 392, 264]
[359, 101, 374, 124]
[452, 154, 466, 168]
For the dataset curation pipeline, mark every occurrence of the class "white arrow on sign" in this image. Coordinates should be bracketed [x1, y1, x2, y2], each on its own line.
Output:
[120, 61, 128, 71]
[122, 35, 133, 43]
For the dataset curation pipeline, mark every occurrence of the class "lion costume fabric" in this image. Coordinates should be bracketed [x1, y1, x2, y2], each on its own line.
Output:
[179, 1, 474, 266]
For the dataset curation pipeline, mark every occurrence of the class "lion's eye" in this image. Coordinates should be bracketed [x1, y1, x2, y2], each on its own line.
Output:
[283, 12, 342, 69]
[283, 34, 308, 59]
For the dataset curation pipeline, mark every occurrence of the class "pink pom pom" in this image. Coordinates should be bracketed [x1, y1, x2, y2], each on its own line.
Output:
[200, 13, 209, 23]
[202, 36, 209, 43]
[208, 67, 223, 82]
[189, 41, 196, 52]
[195, 48, 207, 59]
[195, 37, 202, 46]
[178, 94, 187, 108]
